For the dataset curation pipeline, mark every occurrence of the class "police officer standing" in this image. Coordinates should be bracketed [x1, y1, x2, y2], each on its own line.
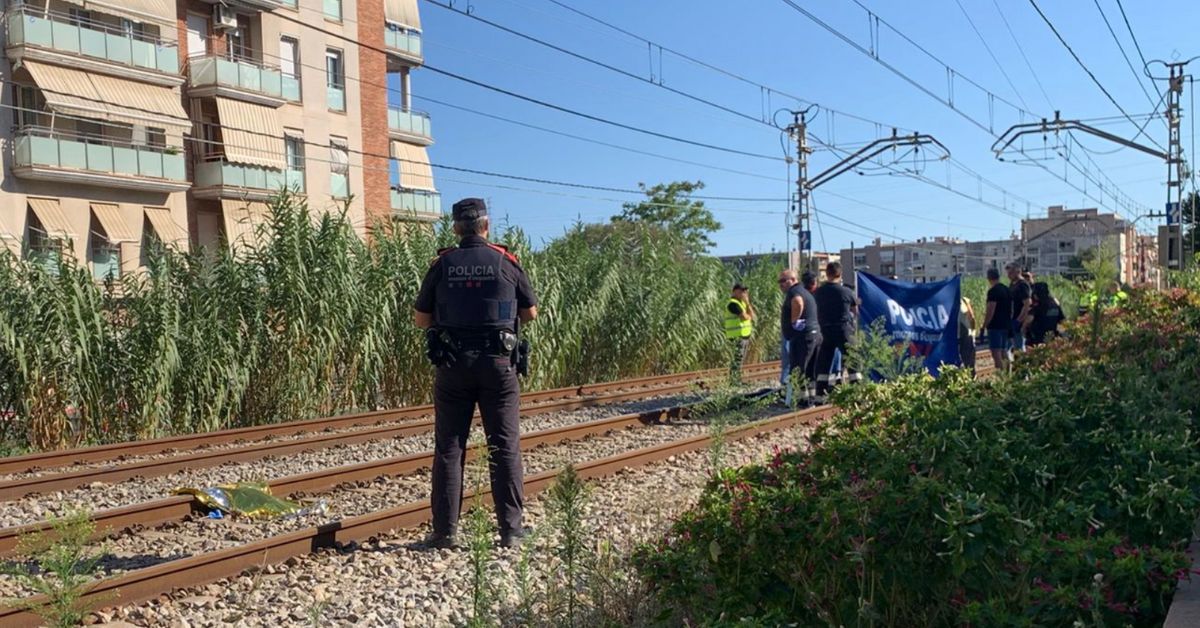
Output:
[413, 198, 538, 549]
[813, 261, 860, 399]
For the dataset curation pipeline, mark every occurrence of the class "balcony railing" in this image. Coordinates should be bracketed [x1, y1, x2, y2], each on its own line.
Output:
[189, 54, 284, 102]
[327, 84, 346, 111]
[14, 128, 186, 183]
[5, 5, 179, 75]
[194, 159, 305, 194]
[330, 172, 349, 199]
[390, 188, 441, 218]
[282, 73, 301, 102]
[384, 23, 422, 60]
[388, 107, 432, 142]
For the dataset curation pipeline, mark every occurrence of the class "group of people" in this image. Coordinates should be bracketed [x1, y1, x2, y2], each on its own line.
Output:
[724, 261, 861, 406]
[974, 263, 1065, 370]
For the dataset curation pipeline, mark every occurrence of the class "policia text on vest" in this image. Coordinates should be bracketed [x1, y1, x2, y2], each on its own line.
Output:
[413, 198, 539, 550]
[724, 284, 755, 382]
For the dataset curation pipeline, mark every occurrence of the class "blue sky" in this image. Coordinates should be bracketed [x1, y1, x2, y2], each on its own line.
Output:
[397, 0, 1199, 255]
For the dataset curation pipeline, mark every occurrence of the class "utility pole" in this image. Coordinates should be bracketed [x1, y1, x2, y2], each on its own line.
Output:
[785, 109, 814, 272]
[1167, 62, 1186, 227]
[781, 107, 949, 274]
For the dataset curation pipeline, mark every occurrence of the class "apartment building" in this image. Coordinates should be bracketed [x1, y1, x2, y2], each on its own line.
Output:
[843, 236, 1020, 283]
[1021, 205, 1136, 284]
[0, 0, 438, 279]
[841, 205, 1146, 284]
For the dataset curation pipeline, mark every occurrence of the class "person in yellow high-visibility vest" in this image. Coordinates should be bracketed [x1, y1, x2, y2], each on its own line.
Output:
[724, 283, 755, 382]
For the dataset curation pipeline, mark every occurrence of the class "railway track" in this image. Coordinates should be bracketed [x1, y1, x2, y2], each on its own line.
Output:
[0, 360, 994, 626]
[0, 397, 830, 627]
[0, 362, 776, 477]
[0, 363, 778, 500]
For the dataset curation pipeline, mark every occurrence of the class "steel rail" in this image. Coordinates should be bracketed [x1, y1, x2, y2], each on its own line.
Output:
[0, 399, 715, 556]
[0, 399, 840, 628]
[0, 362, 776, 475]
[0, 366, 777, 499]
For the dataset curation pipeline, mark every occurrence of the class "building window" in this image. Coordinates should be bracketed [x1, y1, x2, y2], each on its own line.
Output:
[329, 137, 349, 199]
[279, 36, 301, 101]
[325, 49, 345, 112]
[324, 0, 343, 22]
[14, 85, 46, 128]
[285, 134, 306, 192]
[91, 232, 120, 282]
[25, 216, 61, 276]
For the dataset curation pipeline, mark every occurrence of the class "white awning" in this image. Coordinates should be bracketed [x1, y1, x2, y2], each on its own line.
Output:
[391, 141, 436, 191]
[90, 203, 136, 243]
[216, 98, 286, 169]
[221, 200, 271, 251]
[385, 0, 421, 29]
[56, 0, 175, 25]
[143, 207, 187, 248]
[27, 198, 73, 239]
[22, 61, 190, 132]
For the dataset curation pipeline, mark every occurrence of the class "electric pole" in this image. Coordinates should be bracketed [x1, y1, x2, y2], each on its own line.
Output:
[781, 106, 949, 274]
[1167, 62, 1186, 226]
[785, 108, 814, 272]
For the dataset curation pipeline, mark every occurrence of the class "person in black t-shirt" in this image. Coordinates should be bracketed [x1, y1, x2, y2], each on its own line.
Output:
[1024, 281, 1065, 346]
[1006, 263, 1032, 352]
[780, 270, 822, 406]
[979, 267, 1012, 371]
[813, 261, 860, 399]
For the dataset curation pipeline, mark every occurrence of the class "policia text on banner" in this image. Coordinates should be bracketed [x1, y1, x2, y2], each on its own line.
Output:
[413, 198, 538, 550]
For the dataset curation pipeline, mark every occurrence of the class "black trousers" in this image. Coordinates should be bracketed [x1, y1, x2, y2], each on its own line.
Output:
[431, 350, 524, 536]
[786, 331, 821, 400]
[815, 328, 858, 396]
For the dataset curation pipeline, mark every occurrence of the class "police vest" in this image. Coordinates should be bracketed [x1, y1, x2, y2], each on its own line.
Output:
[434, 244, 519, 330]
[723, 298, 752, 339]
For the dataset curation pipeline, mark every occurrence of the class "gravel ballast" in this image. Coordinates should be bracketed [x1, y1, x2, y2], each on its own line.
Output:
[91, 418, 814, 627]
[0, 393, 708, 528]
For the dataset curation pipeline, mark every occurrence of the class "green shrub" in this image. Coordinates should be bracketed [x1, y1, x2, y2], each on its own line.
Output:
[635, 287, 1200, 626]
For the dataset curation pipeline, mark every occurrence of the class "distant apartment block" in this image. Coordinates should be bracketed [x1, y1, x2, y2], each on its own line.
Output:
[841, 205, 1155, 285]
[0, 0, 438, 279]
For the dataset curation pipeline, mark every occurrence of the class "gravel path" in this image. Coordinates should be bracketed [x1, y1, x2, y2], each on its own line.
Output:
[95, 418, 813, 627]
[0, 392, 709, 529]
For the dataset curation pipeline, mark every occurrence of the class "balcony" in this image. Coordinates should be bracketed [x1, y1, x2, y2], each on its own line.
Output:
[5, 6, 181, 86]
[385, 23, 422, 67]
[13, 128, 188, 193]
[193, 159, 305, 200]
[388, 107, 433, 145]
[188, 54, 286, 107]
[390, 188, 442, 222]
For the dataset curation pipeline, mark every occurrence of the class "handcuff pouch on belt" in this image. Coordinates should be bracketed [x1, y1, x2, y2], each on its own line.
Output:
[425, 328, 457, 368]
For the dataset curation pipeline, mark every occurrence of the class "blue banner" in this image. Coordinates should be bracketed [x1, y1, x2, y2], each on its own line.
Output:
[855, 272, 961, 375]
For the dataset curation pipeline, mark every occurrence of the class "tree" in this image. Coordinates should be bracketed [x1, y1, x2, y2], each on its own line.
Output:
[611, 181, 722, 256]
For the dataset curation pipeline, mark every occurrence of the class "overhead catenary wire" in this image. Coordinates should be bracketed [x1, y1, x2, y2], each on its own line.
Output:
[1027, 0, 1165, 152]
[988, 0, 1054, 111]
[778, 0, 1151, 218]
[952, 0, 1032, 112]
[272, 5, 1059, 232]
[1091, 0, 1162, 119]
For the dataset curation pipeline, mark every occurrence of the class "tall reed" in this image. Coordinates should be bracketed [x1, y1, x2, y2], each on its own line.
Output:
[0, 195, 781, 451]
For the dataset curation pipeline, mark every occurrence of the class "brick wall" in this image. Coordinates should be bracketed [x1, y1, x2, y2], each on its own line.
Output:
[356, 0, 394, 232]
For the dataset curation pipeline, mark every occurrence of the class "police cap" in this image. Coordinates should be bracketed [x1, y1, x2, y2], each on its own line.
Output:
[452, 198, 488, 221]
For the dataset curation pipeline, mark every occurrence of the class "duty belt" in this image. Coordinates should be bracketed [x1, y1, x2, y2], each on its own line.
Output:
[448, 330, 518, 355]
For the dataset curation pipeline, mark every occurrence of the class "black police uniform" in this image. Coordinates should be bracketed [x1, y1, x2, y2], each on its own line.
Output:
[414, 199, 537, 541]
[813, 281, 860, 397]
